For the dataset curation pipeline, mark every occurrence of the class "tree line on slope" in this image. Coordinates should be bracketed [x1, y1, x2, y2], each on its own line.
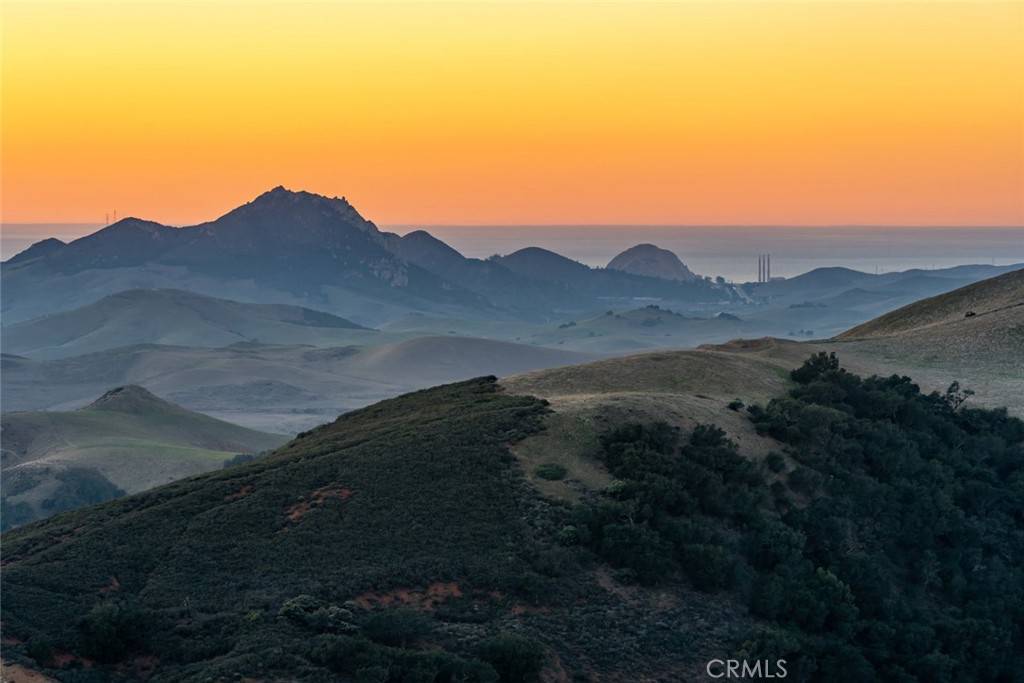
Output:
[565, 353, 1023, 682]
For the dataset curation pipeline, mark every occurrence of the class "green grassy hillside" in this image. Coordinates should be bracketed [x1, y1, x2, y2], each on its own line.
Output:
[2, 386, 286, 528]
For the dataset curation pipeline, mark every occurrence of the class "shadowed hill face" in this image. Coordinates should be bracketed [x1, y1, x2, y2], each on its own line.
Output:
[380, 232, 582, 317]
[495, 247, 593, 282]
[186, 185, 381, 251]
[160, 188, 487, 309]
[385, 229, 465, 270]
[2, 380, 574, 672]
[5, 237, 66, 264]
[37, 218, 200, 271]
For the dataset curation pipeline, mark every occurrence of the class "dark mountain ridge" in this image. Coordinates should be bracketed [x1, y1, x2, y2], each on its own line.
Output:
[5, 237, 66, 264]
[3, 188, 734, 325]
[2, 188, 492, 325]
[380, 231, 584, 318]
[494, 247, 728, 302]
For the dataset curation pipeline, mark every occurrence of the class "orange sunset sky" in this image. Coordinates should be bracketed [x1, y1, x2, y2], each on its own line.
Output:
[2, 1, 1023, 227]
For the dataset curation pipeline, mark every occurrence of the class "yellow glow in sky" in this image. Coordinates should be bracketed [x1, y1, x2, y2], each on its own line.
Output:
[2, 1, 1022, 226]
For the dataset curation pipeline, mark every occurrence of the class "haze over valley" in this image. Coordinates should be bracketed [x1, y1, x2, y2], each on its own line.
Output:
[4, 188, 1020, 439]
[3, 189, 1021, 535]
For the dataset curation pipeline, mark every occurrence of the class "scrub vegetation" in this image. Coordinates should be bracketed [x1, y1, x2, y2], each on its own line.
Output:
[2, 357, 1022, 682]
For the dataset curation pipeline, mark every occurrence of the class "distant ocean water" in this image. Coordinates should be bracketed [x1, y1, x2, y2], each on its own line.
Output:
[412, 225, 1024, 283]
[3, 224, 1023, 284]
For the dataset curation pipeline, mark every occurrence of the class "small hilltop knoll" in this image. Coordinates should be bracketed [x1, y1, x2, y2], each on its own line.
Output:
[1, 385, 286, 529]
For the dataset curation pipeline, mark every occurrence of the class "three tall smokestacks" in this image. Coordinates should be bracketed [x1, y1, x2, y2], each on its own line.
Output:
[758, 254, 772, 283]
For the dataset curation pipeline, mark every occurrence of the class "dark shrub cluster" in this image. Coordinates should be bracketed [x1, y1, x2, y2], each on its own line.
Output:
[568, 353, 1024, 681]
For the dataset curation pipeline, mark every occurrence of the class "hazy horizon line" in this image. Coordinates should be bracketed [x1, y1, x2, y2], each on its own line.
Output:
[3, 222, 1024, 233]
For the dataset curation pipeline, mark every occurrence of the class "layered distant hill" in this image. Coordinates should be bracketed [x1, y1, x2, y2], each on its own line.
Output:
[379, 230, 584, 316]
[4, 284, 1022, 680]
[2, 187, 734, 326]
[2, 288, 375, 359]
[1, 385, 286, 529]
[2, 336, 594, 433]
[838, 266, 1024, 343]
[748, 262, 1022, 308]
[493, 246, 722, 302]
[526, 305, 755, 353]
[829, 267, 1024, 413]
[701, 268, 1024, 416]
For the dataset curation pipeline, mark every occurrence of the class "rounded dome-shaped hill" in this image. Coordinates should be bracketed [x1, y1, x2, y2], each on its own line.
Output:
[606, 244, 698, 282]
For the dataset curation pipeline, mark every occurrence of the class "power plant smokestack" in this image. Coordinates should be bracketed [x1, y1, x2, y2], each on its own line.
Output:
[757, 254, 773, 283]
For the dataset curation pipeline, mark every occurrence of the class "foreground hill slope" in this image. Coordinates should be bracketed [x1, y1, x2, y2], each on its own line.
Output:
[2, 289, 374, 359]
[3, 357, 1023, 682]
[1, 386, 286, 528]
[701, 269, 1024, 416]
[830, 268, 1024, 413]
[3, 378, 748, 681]
[838, 266, 1023, 341]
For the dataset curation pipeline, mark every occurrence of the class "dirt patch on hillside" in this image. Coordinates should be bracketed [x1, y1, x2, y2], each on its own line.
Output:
[225, 484, 254, 501]
[284, 484, 353, 523]
[354, 582, 463, 610]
